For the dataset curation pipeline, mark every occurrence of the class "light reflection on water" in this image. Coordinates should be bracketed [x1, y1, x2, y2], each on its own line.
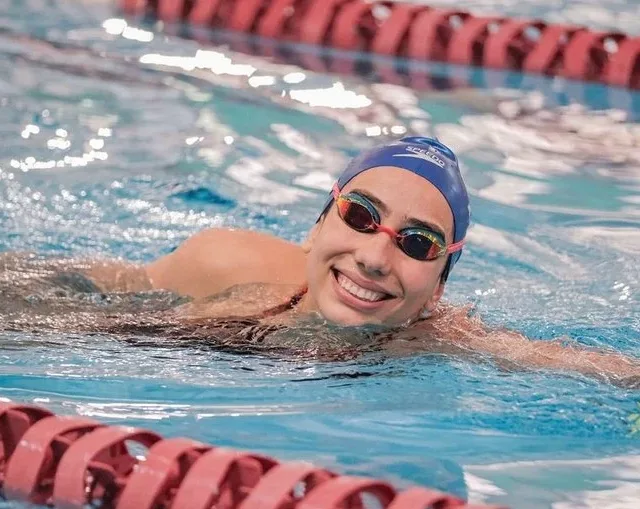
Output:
[1, 0, 640, 507]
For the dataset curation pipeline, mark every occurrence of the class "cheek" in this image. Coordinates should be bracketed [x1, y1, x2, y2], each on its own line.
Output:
[398, 261, 444, 297]
[306, 228, 345, 280]
[313, 223, 354, 260]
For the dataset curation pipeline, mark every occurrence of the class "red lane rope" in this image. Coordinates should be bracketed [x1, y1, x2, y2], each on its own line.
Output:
[4, 416, 102, 505]
[120, 0, 640, 89]
[371, 4, 427, 56]
[116, 437, 211, 508]
[0, 399, 506, 508]
[408, 9, 469, 62]
[606, 38, 640, 88]
[482, 20, 546, 70]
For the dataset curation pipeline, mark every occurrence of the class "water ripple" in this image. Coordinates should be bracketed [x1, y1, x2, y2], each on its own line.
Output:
[1, 0, 640, 506]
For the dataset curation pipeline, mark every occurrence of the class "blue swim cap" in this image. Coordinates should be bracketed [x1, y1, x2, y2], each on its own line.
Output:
[320, 136, 470, 280]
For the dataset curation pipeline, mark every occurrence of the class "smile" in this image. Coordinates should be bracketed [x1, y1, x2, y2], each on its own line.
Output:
[333, 270, 393, 303]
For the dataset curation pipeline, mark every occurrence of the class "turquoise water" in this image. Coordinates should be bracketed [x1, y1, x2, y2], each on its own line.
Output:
[1, 0, 640, 507]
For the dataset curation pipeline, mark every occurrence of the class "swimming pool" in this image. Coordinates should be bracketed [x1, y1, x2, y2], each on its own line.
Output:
[1, 0, 640, 507]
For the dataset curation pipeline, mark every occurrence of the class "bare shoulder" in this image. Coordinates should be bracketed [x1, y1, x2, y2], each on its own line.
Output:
[169, 227, 303, 265]
[185, 227, 298, 250]
[146, 228, 306, 298]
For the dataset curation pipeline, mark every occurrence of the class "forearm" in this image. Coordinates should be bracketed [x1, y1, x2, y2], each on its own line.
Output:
[514, 338, 640, 382]
[79, 259, 152, 293]
[464, 327, 640, 386]
[1, 252, 152, 294]
[433, 309, 640, 386]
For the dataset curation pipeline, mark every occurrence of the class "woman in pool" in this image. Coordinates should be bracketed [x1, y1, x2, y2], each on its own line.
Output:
[2, 136, 639, 384]
[50, 135, 633, 385]
[148, 136, 468, 326]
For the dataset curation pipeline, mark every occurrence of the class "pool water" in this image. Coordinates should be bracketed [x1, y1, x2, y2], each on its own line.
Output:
[1, 0, 640, 507]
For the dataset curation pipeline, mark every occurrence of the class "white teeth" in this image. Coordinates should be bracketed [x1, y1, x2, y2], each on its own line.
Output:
[337, 272, 387, 302]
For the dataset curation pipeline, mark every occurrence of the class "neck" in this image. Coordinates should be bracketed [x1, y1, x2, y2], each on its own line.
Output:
[295, 286, 316, 314]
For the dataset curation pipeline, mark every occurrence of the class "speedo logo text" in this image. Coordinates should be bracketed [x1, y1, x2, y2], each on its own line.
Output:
[392, 146, 446, 168]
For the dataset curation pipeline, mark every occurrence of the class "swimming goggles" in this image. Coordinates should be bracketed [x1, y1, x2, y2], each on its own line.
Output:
[332, 184, 464, 261]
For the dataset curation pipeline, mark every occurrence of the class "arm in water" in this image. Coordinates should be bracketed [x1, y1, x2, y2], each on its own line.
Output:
[0, 252, 152, 294]
[79, 259, 152, 293]
[1, 227, 305, 298]
[398, 305, 640, 387]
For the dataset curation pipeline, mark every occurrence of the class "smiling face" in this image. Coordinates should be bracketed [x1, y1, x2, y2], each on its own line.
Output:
[302, 166, 455, 326]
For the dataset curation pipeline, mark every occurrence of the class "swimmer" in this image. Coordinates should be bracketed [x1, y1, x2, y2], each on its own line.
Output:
[3, 137, 640, 385]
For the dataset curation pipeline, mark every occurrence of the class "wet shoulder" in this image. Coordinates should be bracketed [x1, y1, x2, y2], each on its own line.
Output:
[147, 228, 307, 299]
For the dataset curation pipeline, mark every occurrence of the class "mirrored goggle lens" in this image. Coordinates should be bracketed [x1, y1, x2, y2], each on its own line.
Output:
[398, 232, 445, 261]
[337, 198, 377, 232]
[337, 196, 447, 261]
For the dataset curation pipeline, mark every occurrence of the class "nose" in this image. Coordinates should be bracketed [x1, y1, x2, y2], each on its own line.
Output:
[353, 230, 395, 277]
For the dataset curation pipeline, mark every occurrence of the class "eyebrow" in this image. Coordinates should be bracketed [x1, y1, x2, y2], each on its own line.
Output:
[350, 188, 448, 240]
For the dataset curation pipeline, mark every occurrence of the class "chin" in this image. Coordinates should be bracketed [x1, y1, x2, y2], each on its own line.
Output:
[316, 302, 386, 327]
